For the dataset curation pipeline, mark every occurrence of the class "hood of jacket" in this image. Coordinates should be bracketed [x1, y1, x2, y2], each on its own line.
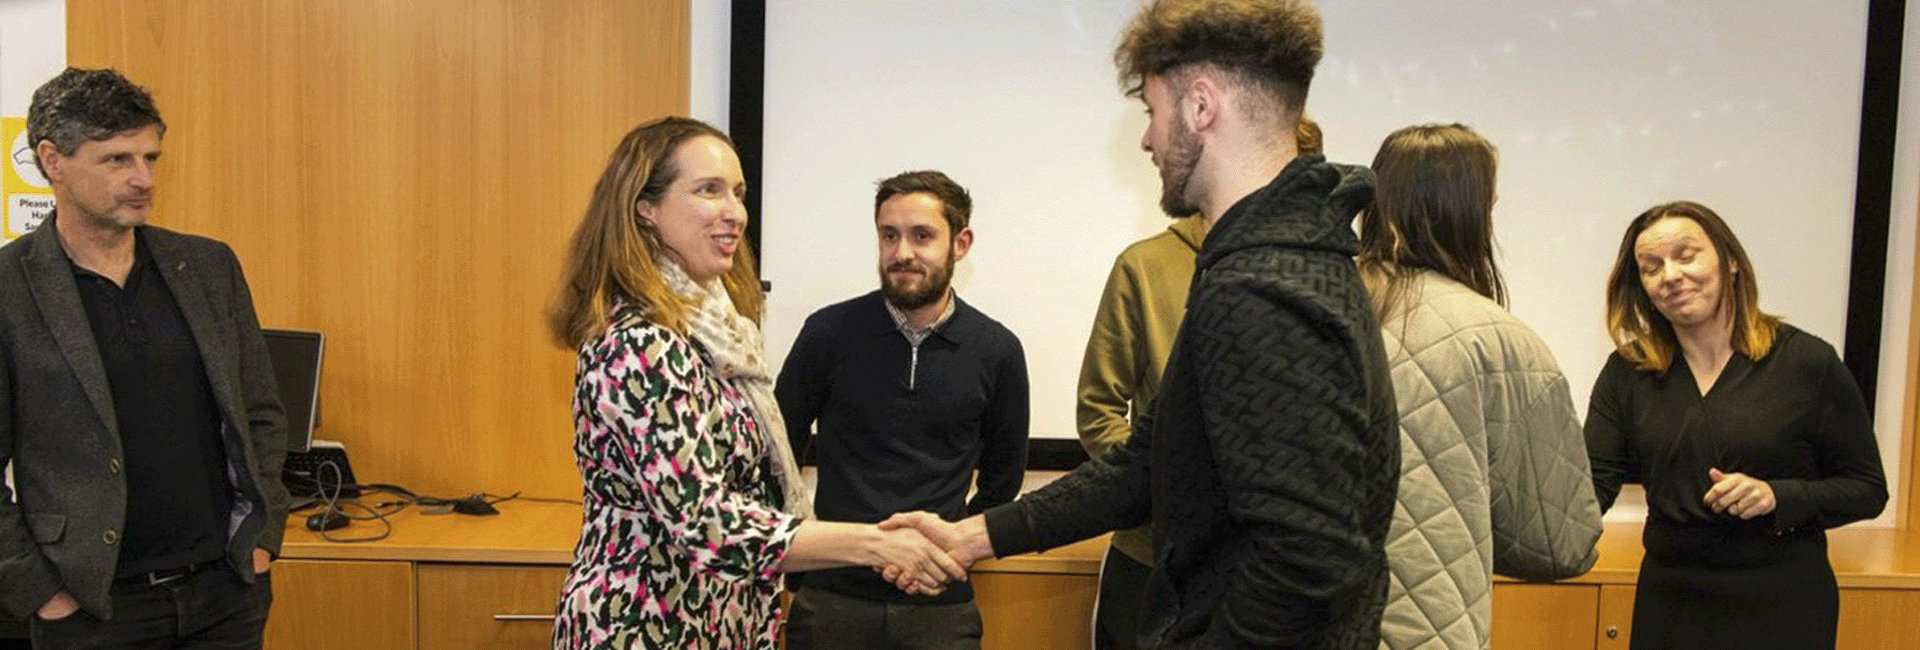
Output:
[1196, 153, 1374, 270]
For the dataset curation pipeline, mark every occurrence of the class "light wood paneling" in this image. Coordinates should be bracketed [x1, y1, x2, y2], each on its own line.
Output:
[1489, 583, 1598, 650]
[417, 564, 567, 650]
[263, 559, 414, 650]
[971, 571, 1097, 650]
[1837, 588, 1920, 650]
[67, 0, 690, 499]
[1594, 584, 1634, 650]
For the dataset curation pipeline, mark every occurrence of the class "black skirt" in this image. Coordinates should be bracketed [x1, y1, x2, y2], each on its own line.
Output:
[1631, 519, 1837, 650]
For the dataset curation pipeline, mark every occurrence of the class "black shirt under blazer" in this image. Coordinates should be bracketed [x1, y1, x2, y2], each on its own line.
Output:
[0, 219, 290, 620]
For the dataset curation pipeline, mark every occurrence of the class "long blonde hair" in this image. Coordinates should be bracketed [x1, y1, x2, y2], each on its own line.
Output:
[548, 116, 765, 349]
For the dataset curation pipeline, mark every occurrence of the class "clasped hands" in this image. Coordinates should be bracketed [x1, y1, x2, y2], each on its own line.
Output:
[865, 512, 993, 596]
[1704, 467, 1775, 520]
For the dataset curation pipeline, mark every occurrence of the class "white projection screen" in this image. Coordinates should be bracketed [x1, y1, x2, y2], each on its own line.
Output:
[756, 0, 1874, 448]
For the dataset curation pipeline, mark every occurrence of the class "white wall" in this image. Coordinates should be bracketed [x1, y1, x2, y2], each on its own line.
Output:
[718, 1, 1916, 525]
[0, 0, 63, 115]
[688, 0, 731, 130]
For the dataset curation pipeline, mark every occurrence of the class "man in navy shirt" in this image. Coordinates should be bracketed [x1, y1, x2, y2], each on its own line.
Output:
[776, 170, 1029, 650]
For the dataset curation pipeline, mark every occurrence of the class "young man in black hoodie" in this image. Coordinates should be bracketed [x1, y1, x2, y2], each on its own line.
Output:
[884, 1, 1399, 648]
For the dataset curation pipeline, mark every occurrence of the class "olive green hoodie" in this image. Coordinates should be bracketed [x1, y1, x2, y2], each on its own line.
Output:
[1074, 215, 1205, 563]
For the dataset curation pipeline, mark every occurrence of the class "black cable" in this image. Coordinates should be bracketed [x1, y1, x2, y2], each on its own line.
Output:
[315, 460, 392, 543]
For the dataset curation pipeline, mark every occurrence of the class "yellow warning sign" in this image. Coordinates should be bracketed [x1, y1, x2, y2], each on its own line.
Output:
[3, 116, 54, 244]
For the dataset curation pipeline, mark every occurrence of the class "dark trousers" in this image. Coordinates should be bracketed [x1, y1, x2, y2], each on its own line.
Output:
[28, 567, 271, 650]
[1093, 545, 1149, 650]
[784, 586, 982, 650]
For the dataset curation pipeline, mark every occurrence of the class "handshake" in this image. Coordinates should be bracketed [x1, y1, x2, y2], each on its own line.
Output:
[860, 512, 996, 596]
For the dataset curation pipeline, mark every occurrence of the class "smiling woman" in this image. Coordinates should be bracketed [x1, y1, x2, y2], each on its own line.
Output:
[639, 135, 748, 285]
[544, 116, 969, 649]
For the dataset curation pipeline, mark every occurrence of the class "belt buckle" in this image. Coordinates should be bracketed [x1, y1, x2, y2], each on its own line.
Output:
[142, 565, 194, 587]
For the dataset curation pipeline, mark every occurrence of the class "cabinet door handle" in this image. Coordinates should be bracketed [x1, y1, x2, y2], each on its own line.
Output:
[1606, 625, 1620, 639]
[493, 614, 556, 622]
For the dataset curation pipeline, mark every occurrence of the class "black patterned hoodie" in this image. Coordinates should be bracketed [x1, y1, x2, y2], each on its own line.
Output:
[984, 153, 1399, 649]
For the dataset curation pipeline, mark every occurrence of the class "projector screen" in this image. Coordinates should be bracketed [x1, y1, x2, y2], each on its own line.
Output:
[757, 0, 1873, 444]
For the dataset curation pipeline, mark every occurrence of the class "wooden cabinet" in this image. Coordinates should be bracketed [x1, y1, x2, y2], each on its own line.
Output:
[1835, 588, 1920, 650]
[263, 560, 414, 650]
[252, 506, 1920, 649]
[417, 564, 568, 650]
[973, 570, 1097, 650]
[1594, 584, 1634, 649]
[1489, 583, 1600, 650]
[1585, 584, 1920, 650]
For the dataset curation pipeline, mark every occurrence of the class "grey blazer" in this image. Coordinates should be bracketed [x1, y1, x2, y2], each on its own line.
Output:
[0, 219, 290, 620]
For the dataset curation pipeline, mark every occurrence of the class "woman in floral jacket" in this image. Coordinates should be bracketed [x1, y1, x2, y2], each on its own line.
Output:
[546, 117, 963, 649]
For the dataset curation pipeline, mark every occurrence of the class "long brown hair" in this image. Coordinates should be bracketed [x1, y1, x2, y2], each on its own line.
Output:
[548, 116, 765, 349]
[1604, 201, 1778, 373]
[1357, 123, 1504, 320]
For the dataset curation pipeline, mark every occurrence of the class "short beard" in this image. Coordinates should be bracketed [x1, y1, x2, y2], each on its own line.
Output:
[880, 256, 953, 311]
[1157, 117, 1204, 218]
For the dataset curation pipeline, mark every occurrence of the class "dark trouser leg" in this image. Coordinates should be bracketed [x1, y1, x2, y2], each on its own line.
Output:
[30, 583, 179, 650]
[785, 587, 981, 650]
[1093, 545, 1148, 650]
[885, 600, 981, 650]
[174, 570, 272, 650]
[29, 567, 272, 650]
[785, 587, 886, 650]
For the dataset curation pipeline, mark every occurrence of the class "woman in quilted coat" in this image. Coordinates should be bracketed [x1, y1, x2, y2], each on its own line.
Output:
[1356, 123, 1603, 650]
[545, 117, 964, 649]
[1588, 201, 1885, 649]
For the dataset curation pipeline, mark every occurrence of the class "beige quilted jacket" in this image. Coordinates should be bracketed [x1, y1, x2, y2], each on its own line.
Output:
[1375, 271, 1602, 650]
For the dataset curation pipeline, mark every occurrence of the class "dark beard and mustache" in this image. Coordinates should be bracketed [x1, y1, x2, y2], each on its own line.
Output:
[880, 255, 954, 311]
[1158, 117, 1204, 218]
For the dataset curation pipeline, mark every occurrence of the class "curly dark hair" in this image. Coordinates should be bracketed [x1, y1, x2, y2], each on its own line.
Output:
[1114, 0, 1322, 113]
[26, 67, 166, 176]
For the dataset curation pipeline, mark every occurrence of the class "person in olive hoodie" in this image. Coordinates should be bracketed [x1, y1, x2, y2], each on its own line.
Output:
[887, 1, 1399, 647]
[1075, 118, 1322, 650]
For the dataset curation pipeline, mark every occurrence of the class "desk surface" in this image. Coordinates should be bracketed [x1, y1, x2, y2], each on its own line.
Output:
[279, 501, 1107, 574]
[280, 502, 1920, 587]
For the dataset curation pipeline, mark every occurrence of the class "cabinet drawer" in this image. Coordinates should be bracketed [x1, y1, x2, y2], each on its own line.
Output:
[417, 564, 567, 650]
[265, 559, 414, 650]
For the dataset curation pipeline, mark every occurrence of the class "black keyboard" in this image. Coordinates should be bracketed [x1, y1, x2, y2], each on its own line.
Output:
[282, 444, 360, 498]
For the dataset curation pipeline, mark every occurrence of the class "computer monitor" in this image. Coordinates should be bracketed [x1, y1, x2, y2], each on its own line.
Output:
[262, 329, 324, 453]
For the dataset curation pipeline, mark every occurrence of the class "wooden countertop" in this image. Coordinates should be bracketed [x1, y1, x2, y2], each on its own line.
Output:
[280, 502, 1920, 588]
[278, 500, 1108, 574]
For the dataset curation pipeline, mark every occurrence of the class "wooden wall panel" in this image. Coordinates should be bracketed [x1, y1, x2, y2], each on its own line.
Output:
[67, 0, 690, 499]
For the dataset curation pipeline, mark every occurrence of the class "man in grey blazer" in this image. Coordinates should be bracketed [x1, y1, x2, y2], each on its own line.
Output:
[0, 68, 290, 649]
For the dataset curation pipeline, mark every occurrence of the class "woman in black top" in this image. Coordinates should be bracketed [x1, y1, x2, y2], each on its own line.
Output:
[1587, 201, 1886, 650]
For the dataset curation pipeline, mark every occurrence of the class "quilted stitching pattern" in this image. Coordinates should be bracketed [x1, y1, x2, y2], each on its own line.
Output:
[1376, 273, 1602, 650]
